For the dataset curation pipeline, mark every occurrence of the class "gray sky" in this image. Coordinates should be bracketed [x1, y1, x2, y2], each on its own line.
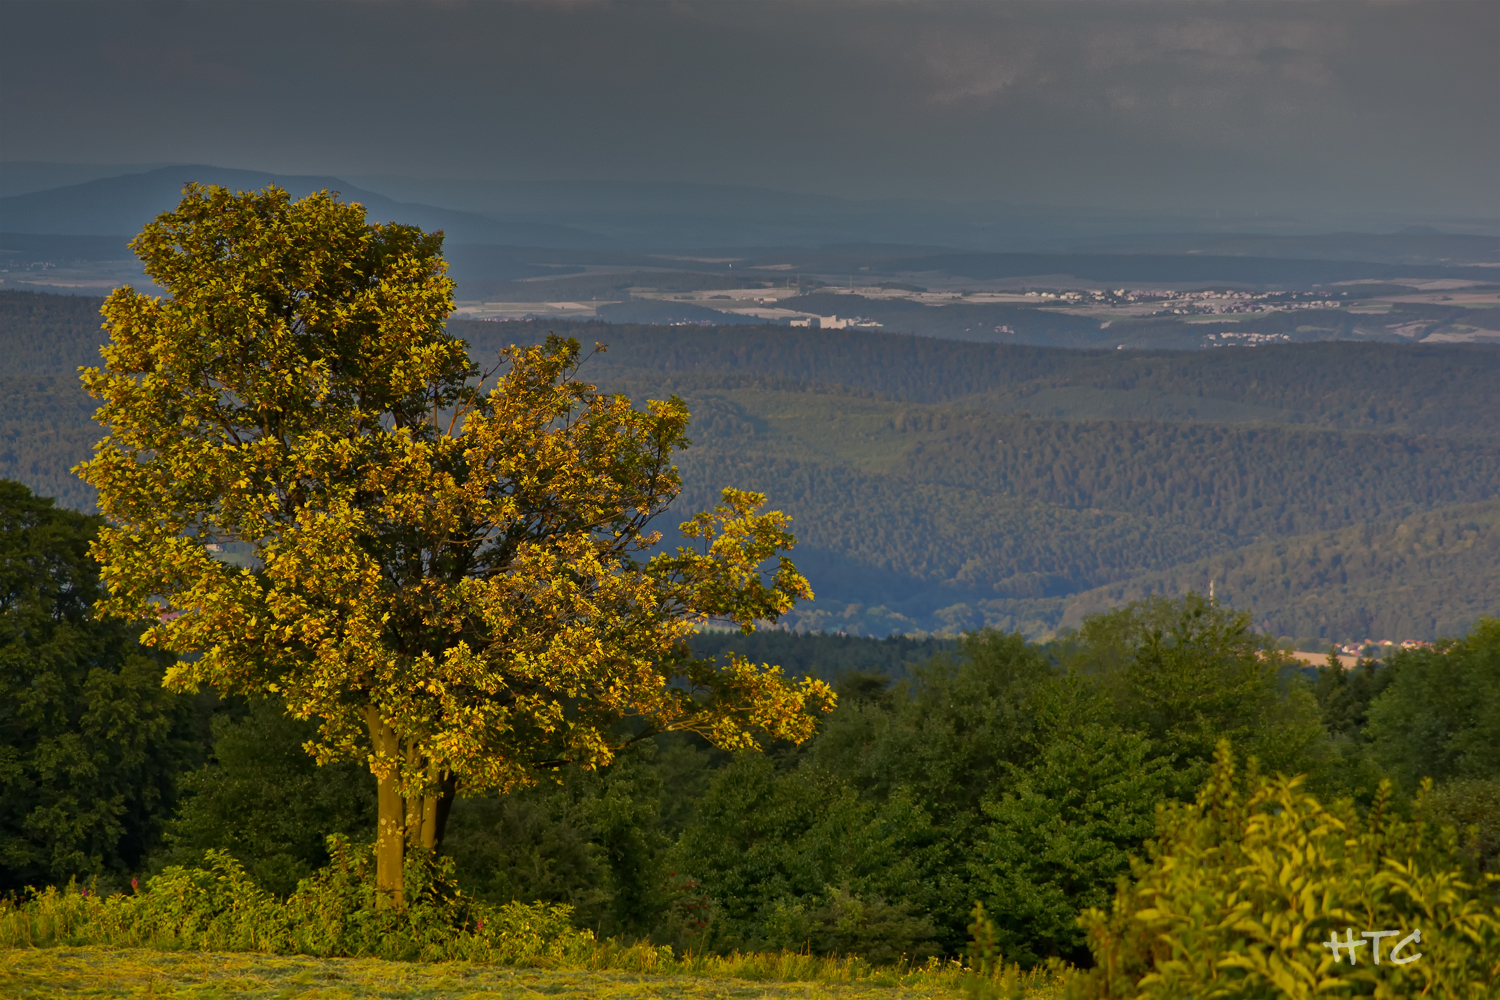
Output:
[2, 0, 1496, 221]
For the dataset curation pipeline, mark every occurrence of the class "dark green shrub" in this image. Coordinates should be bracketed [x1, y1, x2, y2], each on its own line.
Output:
[157, 700, 374, 896]
[0, 479, 196, 893]
[760, 885, 941, 966]
[670, 753, 943, 957]
[1367, 617, 1500, 789]
[970, 724, 1181, 967]
[1423, 776, 1500, 875]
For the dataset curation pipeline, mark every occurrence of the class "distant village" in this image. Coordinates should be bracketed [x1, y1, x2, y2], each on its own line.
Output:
[1068, 287, 1347, 316]
[1335, 638, 1436, 658]
[1285, 637, 1439, 670]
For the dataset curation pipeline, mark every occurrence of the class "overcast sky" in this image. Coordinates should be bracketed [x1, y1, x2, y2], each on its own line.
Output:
[2, 0, 1496, 221]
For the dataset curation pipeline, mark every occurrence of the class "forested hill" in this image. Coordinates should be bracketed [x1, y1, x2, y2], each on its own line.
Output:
[452, 319, 1500, 439]
[633, 390, 1500, 641]
[0, 290, 112, 374]
[4, 290, 1498, 642]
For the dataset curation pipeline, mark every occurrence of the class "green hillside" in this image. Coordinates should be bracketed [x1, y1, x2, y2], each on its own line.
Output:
[1060, 501, 1500, 643]
[0, 291, 111, 374]
[9, 298, 1499, 434]
[590, 378, 1500, 638]
[686, 630, 959, 683]
[4, 291, 1497, 642]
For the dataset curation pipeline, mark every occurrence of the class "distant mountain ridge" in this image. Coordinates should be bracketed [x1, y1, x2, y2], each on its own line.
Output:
[342, 173, 1500, 254]
[0, 161, 178, 198]
[0, 166, 610, 248]
[5, 163, 1495, 263]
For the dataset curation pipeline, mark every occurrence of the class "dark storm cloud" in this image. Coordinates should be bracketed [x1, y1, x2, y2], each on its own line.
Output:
[1, 0, 1495, 218]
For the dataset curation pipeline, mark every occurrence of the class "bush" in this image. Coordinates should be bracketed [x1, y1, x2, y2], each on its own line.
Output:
[965, 902, 1077, 1000]
[669, 753, 943, 957]
[1070, 743, 1500, 1000]
[0, 844, 1019, 994]
[0, 479, 196, 894]
[1423, 776, 1500, 875]
[1068, 594, 1325, 779]
[156, 701, 374, 897]
[0, 840, 594, 964]
[760, 885, 941, 966]
[970, 724, 1181, 967]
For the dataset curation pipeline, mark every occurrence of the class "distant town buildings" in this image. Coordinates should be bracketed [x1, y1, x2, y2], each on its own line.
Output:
[1335, 639, 1436, 658]
[786, 314, 882, 330]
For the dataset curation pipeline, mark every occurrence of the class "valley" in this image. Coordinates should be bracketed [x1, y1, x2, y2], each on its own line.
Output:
[4, 289, 1496, 646]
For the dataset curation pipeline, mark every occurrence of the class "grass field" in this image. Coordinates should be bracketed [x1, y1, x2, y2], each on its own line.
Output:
[0, 948, 988, 999]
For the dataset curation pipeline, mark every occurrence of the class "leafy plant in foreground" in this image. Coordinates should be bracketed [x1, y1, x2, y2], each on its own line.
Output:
[1071, 742, 1500, 999]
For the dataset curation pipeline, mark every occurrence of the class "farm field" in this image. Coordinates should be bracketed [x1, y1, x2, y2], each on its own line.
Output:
[0, 948, 990, 1000]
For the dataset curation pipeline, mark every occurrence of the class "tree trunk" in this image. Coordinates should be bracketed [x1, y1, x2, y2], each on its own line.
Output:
[405, 767, 456, 851]
[414, 770, 458, 851]
[366, 709, 406, 909]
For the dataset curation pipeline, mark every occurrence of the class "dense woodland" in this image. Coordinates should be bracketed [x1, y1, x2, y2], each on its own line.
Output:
[4, 477, 1496, 970]
[635, 379, 1499, 638]
[3, 292, 1498, 641]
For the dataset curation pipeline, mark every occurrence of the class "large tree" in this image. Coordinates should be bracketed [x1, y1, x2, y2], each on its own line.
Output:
[76, 185, 832, 905]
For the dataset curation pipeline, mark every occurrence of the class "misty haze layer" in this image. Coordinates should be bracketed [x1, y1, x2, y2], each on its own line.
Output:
[2, 0, 1496, 227]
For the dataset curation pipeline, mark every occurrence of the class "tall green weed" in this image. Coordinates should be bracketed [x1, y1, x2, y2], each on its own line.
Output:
[1069, 742, 1500, 1000]
[964, 902, 1076, 1000]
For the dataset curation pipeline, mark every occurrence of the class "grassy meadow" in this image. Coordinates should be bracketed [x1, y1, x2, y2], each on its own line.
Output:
[0, 947, 980, 1000]
[0, 945, 1075, 999]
